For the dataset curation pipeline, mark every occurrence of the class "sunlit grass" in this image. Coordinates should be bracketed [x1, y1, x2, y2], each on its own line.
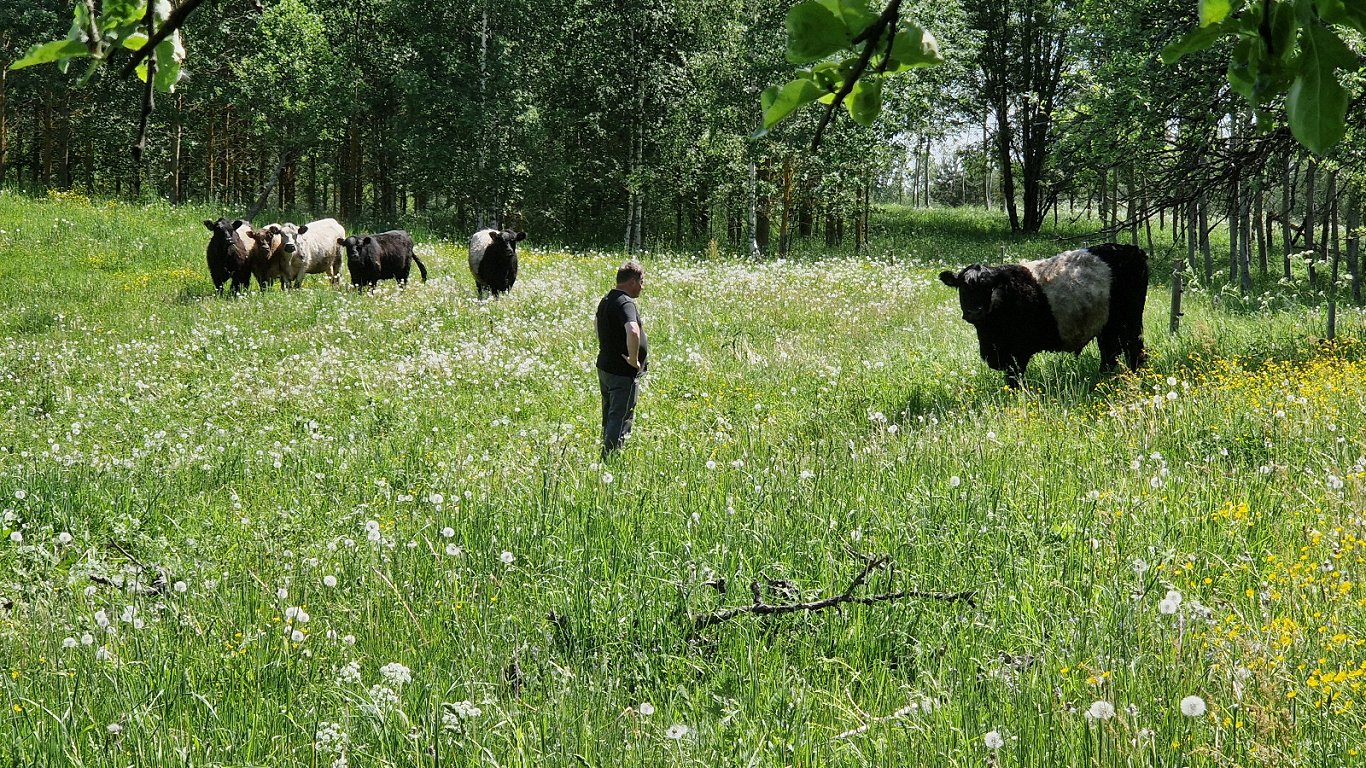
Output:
[0, 189, 1363, 766]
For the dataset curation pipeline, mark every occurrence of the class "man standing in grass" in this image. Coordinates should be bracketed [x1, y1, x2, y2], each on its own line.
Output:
[595, 260, 648, 456]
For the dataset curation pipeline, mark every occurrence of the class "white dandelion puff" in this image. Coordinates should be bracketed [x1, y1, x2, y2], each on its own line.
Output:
[1179, 695, 1207, 717]
[984, 730, 1005, 749]
[665, 724, 689, 740]
[500, 551, 515, 565]
[1087, 700, 1116, 720]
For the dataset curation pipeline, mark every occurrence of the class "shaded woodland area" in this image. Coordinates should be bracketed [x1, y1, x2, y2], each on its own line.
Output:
[1, 0, 1362, 290]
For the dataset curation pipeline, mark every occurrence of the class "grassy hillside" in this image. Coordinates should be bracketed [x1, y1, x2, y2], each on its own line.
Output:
[0, 190, 1363, 766]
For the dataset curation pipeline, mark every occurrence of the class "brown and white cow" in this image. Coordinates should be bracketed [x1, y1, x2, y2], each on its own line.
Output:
[273, 218, 346, 288]
[246, 225, 285, 291]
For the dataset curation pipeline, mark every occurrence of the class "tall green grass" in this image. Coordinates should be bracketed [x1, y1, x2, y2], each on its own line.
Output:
[0, 189, 1363, 766]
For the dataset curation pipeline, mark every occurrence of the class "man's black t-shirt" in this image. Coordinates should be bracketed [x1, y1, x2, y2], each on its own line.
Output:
[596, 289, 647, 377]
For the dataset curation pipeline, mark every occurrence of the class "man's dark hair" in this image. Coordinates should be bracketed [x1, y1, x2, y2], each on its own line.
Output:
[616, 260, 643, 284]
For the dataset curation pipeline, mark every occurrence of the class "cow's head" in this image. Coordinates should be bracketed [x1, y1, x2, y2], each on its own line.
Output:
[939, 265, 1004, 325]
[495, 230, 526, 250]
[276, 223, 301, 254]
[204, 218, 246, 246]
[338, 235, 373, 265]
[247, 227, 280, 259]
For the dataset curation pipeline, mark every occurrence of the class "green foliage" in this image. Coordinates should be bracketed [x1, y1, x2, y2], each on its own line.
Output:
[1162, 0, 1365, 155]
[9, 0, 184, 92]
[756, 0, 943, 139]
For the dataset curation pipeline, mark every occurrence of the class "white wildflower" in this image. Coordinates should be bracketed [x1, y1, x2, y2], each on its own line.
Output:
[984, 730, 1005, 749]
[380, 662, 412, 686]
[1087, 700, 1116, 720]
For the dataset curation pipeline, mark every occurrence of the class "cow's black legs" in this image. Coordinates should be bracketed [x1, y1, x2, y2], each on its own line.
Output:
[1004, 354, 1030, 389]
[1098, 326, 1123, 372]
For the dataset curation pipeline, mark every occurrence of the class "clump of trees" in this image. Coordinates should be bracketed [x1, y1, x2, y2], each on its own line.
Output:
[3, 0, 1363, 285]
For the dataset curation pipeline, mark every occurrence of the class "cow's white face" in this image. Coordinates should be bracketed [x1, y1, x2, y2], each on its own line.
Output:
[278, 224, 301, 254]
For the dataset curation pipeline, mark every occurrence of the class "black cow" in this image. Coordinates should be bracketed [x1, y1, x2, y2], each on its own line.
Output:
[468, 228, 526, 297]
[203, 218, 253, 294]
[337, 231, 428, 288]
[939, 243, 1148, 388]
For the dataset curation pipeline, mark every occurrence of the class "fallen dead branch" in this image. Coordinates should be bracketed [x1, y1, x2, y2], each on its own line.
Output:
[690, 554, 977, 632]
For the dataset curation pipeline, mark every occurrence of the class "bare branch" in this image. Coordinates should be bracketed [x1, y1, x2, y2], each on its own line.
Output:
[690, 555, 976, 631]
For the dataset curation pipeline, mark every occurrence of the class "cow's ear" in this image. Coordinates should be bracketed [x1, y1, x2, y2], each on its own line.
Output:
[268, 224, 281, 234]
[514, 231, 526, 242]
[337, 238, 346, 246]
[232, 219, 246, 229]
[297, 225, 309, 235]
[363, 237, 373, 245]
[204, 220, 216, 231]
[938, 270, 960, 287]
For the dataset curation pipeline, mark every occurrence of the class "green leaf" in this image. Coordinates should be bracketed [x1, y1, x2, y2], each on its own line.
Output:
[845, 77, 882, 126]
[1316, 0, 1365, 33]
[1160, 22, 1227, 63]
[1285, 26, 1349, 155]
[152, 32, 186, 92]
[760, 77, 826, 130]
[9, 39, 88, 70]
[1199, 0, 1232, 26]
[1227, 59, 1257, 101]
[102, 0, 148, 28]
[817, 0, 878, 38]
[786, 2, 848, 64]
[121, 31, 150, 51]
[885, 26, 943, 72]
[1266, 1, 1296, 59]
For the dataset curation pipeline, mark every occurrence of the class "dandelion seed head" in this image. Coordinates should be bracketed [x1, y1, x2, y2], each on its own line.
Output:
[1179, 695, 1207, 717]
[984, 730, 1005, 749]
[1088, 700, 1116, 720]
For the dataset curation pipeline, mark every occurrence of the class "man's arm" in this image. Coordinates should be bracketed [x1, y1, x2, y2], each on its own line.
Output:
[623, 321, 641, 369]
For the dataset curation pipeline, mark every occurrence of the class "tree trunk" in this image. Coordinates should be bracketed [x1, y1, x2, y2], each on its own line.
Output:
[0, 66, 7, 185]
[1228, 171, 1240, 286]
[1172, 198, 1192, 333]
[747, 157, 761, 259]
[1327, 171, 1340, 340]
[1348, 183, 1361, 305]
[1281, 150, 1293, 280]
[1254, 178, 1266, 276]
[1199, 196, 1211, 282]
[1305, 157, 1317, 286]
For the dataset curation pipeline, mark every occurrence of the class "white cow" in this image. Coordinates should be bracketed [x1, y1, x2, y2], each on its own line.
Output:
[273, 218, 346, 288]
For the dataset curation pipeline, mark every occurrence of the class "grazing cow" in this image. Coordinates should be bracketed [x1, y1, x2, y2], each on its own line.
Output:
[938, 243, 1149, 388]
[246, 225, 285, 290]
[468, 228, 526, 297]
[338, 230, 428, 288]
[203, 218, 254, 294]
[274, 218, 346, 288]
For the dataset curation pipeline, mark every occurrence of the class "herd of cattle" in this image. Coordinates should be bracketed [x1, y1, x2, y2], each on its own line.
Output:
[204, 217, 527, 297]
[206, 217, 1150, 387]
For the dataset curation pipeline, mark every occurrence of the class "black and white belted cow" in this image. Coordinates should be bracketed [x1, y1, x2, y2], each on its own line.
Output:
[938, 243, 1149, 388]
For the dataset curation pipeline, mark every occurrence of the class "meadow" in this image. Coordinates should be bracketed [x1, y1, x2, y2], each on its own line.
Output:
[0, 189, 1363, 766]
